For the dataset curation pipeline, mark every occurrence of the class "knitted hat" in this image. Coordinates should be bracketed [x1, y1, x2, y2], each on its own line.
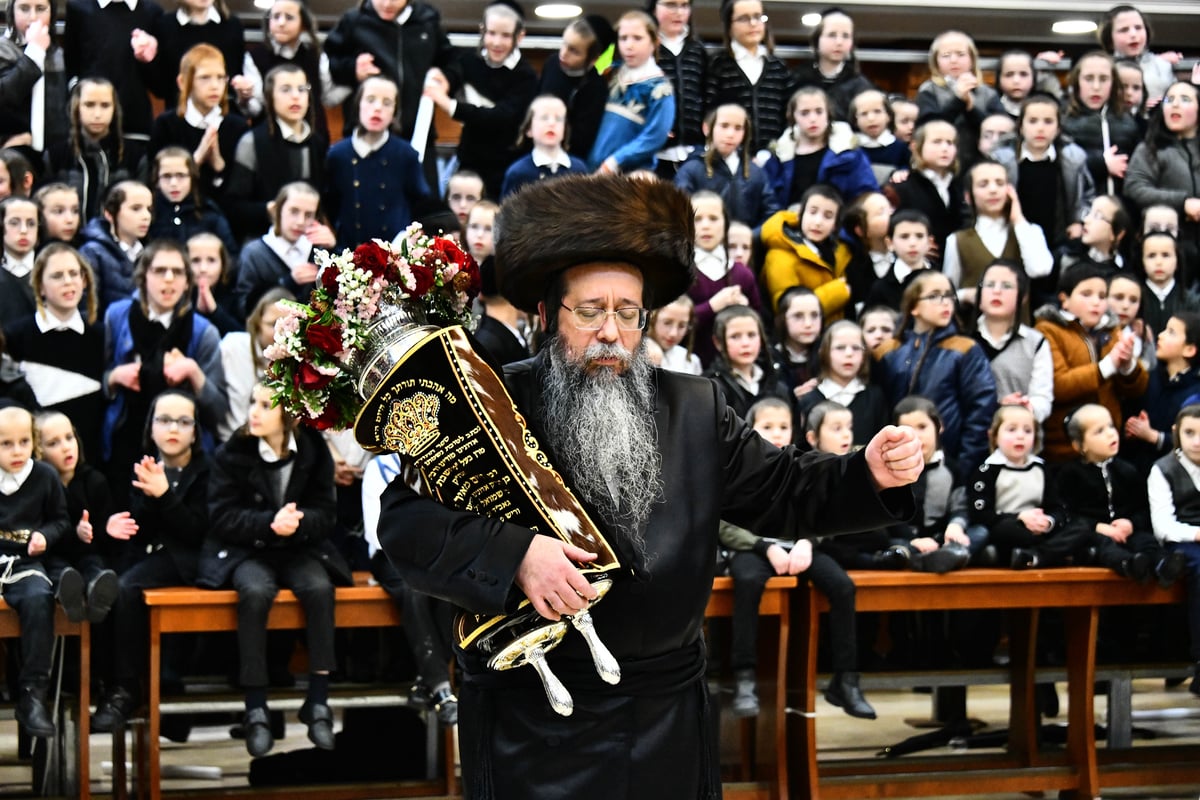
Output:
[494, 174, 695, 314]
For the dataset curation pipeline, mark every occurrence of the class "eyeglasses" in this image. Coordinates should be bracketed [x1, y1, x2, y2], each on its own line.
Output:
[149, 266, 188, 279]
[657, 1, 690, 11]
[918, 291, 956, 304]
[153, 415, 195, 430]
[981, 280, 1017, 291]
[1086, 209, 1114, 224]
[732, 13, 767, 25]
[561, 304, 648, 331]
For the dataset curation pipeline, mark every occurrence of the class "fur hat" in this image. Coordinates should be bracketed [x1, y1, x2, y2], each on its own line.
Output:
[494, 174, 695, 314]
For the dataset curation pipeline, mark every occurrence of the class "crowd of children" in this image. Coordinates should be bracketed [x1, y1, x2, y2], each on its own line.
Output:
[0, 0, 1198, 765]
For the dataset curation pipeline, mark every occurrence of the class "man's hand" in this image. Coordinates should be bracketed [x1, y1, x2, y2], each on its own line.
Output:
[515, 536, 599, 621]
[864, 425, 924, 489]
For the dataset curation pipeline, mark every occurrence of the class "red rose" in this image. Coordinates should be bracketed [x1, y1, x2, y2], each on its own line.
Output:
[320, 264, 340, 296]
[409, 262, 435, 297]
[294, 362, 335, 392]
[306, 405, 342, 431]
[354, 241, 389, 278]
[305, 322, 343, 355]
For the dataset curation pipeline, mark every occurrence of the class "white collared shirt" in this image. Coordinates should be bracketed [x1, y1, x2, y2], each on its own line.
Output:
[724, 152, 740, 175]
[119, 239, 143, 265]
[983, 449, 1044, 468]
[176, 6, 221, 25]
[35, 309, 85, 335]
[1019, 143, 1057, 163]
[0, 459, 33, 496]
[481, 47, 521, 70]
[262, 228, 311, 270]
[618, 58, 662, 88]
[394, 5, 412, 25]
[3, 251, 34, 279]
[731, 363, 763, 396]
[659, 29, 687, 57]
[730, 40, 766, 85]
[1148, 278, 1175, 304]
[817, 377, 864, 407]
[921, 169, 953, 207]
[531, 147, 573, 172]
[97, 0, 138, 10]
[276, 118, 311, 143]
[1088, 246, 1124, 269]
[184, 98, 223, 130]
[1149, 451, 1200, 543]
[870, 250, 891, 279]
[694, 246, 729, 282]
[258, 432, 298, 463]
[858, 130, 897, 148]
[149, 307, 174, 328]
[351, 129, 389, 158]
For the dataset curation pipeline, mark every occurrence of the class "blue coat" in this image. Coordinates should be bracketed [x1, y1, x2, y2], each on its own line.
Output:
[874, 322, 998, 482]
[324, 134, 429, 250]
[500, 152, 589, 200]
[80, 217, 137, 313]
[762, 125, 878, 207]
[587, 72, 675, 172]
[674, 152, 782, 228]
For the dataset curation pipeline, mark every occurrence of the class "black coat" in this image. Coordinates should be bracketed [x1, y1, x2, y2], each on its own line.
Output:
[198, 427, 349, 588]
[377, 353, 912, 797]
[123, 450, 210, 581]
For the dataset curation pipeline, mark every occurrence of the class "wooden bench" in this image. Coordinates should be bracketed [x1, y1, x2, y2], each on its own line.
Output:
[0, 600, 90, 800]
[792, 567, 1196, 800]
[136, 574, 456, 800]
[706, 575, 797, 800]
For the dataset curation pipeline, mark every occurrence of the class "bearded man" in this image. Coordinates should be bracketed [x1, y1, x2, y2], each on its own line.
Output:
[378, 174, 922, 799]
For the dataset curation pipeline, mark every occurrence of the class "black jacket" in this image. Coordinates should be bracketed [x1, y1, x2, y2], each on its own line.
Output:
[199, 427, 349, 588]
[125, 450, 210, 581]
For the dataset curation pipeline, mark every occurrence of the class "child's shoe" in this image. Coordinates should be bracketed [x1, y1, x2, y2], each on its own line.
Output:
[731, 669, 759, 717]
[298, 701, 335, 750]
[56, 567, 86, 624]
[91, 686, 137, 732]
[1010, 548, 1039, 570]
[824, 672, 876, 719]
[244, 707, 274, 757]
[1155, 551, 1187, 589]
[86, 569, 119, 623]
[16, 686, 55, 738]
[914, 544, 970, 574]
[1117, 552, 1153, 583]
[871, 545, 911, 570]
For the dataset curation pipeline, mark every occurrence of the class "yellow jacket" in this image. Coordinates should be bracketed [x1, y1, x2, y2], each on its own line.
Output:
[761, 210, 853, 318]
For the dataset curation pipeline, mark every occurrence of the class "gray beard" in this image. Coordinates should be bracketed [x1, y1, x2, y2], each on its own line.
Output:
[540, 334, 663, 562]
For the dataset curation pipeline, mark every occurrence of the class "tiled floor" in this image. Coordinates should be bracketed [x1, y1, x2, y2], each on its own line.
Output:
[0, 680, 1195, 797]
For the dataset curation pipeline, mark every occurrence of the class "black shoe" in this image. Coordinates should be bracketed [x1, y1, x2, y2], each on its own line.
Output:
[823, 672, 876, 720]
[915, 544, 970, 575]
[298, 701, 335, 750]
[872, 546, 911, 570]
[57, 567, 86, 624]
[431, 687, 458, 727]
[229, 709, 286, 741]
[1119, 552, 1153, 583]
[1010, 548, 1039, 570]
[16, 688, 55, 738]
[1155, 551, 1187, 590]
[91, 687, 137, 733]
[970, 544, 998, 567]
[244, 707, 274, 757]
[86, 569, 119, 623]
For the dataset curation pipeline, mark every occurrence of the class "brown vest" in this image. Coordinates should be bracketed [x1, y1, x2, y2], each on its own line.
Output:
[954, 228, 1021, 289]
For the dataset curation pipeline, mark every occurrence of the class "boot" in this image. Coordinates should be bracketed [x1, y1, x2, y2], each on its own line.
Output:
[16, 686, 55, 738]
[823, 672, 876, 719]
[431, 685, 459, 727]
[1117, 551, 1153, 583]
[56, 567, 86, 624]
[731, 669, 759, 718]
[91, 686, 137, 733]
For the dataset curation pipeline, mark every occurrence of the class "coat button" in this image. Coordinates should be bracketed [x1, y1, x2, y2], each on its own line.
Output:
[218, 549, 228, 558]
[466, 569, 476, 579]
[255, 540, 266, 549]
[253, 493, 263, 502]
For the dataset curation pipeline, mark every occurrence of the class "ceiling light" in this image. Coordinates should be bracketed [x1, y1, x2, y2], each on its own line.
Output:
[801, 12, 821, 26]
[254, 0, 271, 8]
[535, 3, 582, 19]
[1052, 19, 1098, 34]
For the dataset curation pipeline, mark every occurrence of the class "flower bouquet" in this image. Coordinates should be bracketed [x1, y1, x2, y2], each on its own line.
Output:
[263, 223, 481, 430]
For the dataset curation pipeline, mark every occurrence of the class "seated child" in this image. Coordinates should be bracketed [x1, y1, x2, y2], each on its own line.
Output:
[1057, 403, 1186, 584]
[721, 398, 875, 720]
[0, 406, 67, 738]
[887, 396, 972, 572]
[967, 403, 1073, 568]
[1148, 404, 1200, 693]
